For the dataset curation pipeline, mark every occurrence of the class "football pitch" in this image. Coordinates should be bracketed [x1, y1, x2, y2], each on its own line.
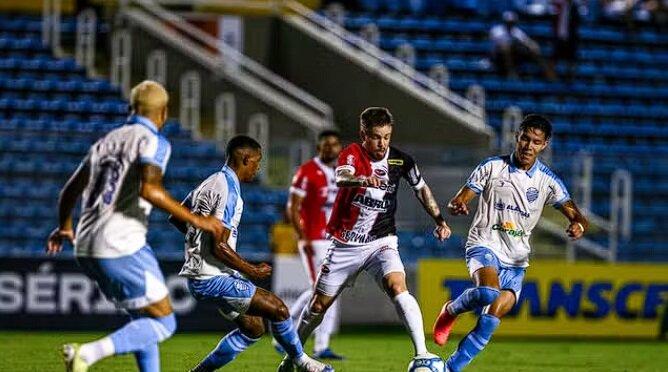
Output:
[3, 330, 667, 371]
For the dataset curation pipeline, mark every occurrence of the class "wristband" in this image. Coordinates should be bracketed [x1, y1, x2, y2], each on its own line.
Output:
[576, 222, 585, 233]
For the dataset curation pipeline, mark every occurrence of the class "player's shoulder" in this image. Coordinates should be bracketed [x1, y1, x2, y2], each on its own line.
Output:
[387, 146, 416, 165]
[341, 142, 363, 156]
[478, 155, 507, 168]
[535, 161, 564, 182]
[298, 158, 319, 172]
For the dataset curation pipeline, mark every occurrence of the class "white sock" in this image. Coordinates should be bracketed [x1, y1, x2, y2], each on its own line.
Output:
[314, 299, 338, 353]
[79, 336, 115, 365]
[393, 291, 427, 355]
[297, 308, 325, 345]
[290, 289, 313, 321]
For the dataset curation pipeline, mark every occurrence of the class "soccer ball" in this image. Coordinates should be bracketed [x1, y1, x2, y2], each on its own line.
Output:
[407, 354, 446, 372]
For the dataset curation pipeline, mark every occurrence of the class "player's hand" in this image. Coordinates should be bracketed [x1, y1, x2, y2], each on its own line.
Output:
[567, 222, 585, 240]
[197, 215, 224, 240]
[447, 199, 469, 216]
[250, 263, 272, 281]
[46, 228, 75, 255]
[363, 176, 385, 188]
[433, 221, 452, 242]
[302, 240, 314, 256]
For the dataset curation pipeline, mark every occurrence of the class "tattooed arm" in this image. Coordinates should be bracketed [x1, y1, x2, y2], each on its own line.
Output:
[415, 184, 451, 241]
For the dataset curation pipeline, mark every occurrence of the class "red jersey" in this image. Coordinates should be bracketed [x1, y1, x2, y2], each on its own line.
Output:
[289, 157, 338, 240]
[327, 143, 425, 245]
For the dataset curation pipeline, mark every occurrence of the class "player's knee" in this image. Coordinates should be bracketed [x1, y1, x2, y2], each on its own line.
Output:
[240, 317, 265, 339]
[155, 313, 177, 341]
[474, 286, 500, 306]
[310, 300, 327, 314]
[274, 303, 290, 321]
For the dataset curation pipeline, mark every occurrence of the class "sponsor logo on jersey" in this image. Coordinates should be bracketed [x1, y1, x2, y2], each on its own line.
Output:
[341, 229, 376, 244]
[374, 168, 387, 177]
[321, 264, 331, 274]
[526, 187, 539, 203]
[492, 221, 526, 237]
[494, 202, 530, 218]
[352, 193, 389, 212]
[388, 159, 404, 165]
[346, 154, 355, 166]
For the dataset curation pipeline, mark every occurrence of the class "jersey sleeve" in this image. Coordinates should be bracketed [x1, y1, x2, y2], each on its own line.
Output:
[402, 154, 426, 191]
[335, 144, 359, 176]
[545, 171, 571, 208]
[289, 165, 308, 198]
[466, 158, 495, 194]
[139, 133, 172, 173]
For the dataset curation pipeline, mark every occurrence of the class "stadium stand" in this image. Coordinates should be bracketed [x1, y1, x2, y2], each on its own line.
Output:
[331, 0, 668, 260]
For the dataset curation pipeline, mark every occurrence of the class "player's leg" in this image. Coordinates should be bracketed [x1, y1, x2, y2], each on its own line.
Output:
[367, 241, 428, 357]
[66, 246, 176, 372]
[311, 240, 344, 359]
[189, 315, 265, 372]
[433, 247, 501, 346]
[445, 267, 525, 372]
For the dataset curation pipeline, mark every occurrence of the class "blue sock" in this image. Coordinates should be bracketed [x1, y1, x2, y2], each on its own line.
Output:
[271, 318, 304, 360]
[195, 329, 259, 370]
[449, 286, 500, 315]
[110, 313, 177, 355]
[134, 344, 159, 372]
[446, 314, 500, 372]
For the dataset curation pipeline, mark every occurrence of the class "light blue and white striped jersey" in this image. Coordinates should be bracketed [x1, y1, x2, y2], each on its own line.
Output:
[465, 154, 571, 267]
[76, 115, 171, 258]
[179, 165, 244, 279]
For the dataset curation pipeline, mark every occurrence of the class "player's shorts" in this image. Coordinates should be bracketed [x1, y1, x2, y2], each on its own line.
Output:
[187, 273, 257, 321]
[315, 235, 405, 297]
[77, 245, 169, 310]
[298, 239, 331, 285]
[465, 246, 526, 299]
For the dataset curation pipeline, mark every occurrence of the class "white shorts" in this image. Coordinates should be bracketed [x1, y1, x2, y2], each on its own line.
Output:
[315, 235, 405, 297]
[299, 239, 331, 285]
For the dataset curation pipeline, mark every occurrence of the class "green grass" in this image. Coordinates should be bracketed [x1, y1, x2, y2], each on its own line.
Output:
[3, 330, 667, 371]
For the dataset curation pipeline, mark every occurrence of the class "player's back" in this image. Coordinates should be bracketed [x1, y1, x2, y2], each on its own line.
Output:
[179, 166, 244, 279]
[76, 116, 171, 259]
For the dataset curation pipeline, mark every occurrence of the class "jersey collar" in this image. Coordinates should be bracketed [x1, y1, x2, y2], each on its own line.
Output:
[221, 165, 241, 188]
[509, 152, 540, 178]
[127, 114, 159, 134]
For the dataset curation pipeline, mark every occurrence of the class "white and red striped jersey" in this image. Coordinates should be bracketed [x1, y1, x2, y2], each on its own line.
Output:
[289, 157, 338, 240]
[327, 143, 425, 245]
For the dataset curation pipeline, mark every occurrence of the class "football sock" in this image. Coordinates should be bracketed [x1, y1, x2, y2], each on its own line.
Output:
[314, 299, 339, 353]
[134, 345, 159, 372]
[271, 318, 305, 360]
[297, 308, 325, 344]
[191, 329, 260, 371]
[448, 286, 500, 315]
[446, 314, 501, 372]
[78, 336, 115, 365]
[393, 291, 428, 355]
[290, 289, 313, 321]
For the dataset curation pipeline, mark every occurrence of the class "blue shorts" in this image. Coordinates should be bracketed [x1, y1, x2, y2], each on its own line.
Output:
[465, 246, 526, 299]
[77, 245, 169, 310]
[188, 274, 257, 320]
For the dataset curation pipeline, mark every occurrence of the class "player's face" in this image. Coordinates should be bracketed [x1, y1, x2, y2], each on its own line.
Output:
[361, 124, 392, 161]
[242, 151, 262, 182]
[515, 127, 548, 167]
[318, 135, 342, 164]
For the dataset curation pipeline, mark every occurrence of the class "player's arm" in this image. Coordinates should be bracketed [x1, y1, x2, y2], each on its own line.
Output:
[415, 183, 451, 241]
[140, 164, 223, 239]
[168, 193, 192, 234]
[212, 226, 272, 281]
[556, 200, 588, 240]
[335, 167, 384, 188]
[286, 193, 306, 239]
[46, 156, 91, 255]
[447, 186, 478, 216]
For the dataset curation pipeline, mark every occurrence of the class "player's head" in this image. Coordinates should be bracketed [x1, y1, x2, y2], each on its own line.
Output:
[514, 114, 551, 168]
[225, 135, 262, 182]
[503, 11, 517, 28]
[317, 129, 342, 164]
[130, 80, 169, 128]
[359, 107, 393, 161]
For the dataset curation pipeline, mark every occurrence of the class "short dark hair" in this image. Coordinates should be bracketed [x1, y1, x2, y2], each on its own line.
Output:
[360, 107, 393, 132]
[225, 135, 261, 161]
[318, 129, 340, 142]
[518, 114, 552, 140]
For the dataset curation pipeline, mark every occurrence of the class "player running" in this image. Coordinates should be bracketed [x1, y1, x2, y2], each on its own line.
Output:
[46, 81, 224, 372]
[170, 136, 333, 372]
[432, 114, 588, 372]
[278, 130, 344, 360]
[279, 107, 452, 370]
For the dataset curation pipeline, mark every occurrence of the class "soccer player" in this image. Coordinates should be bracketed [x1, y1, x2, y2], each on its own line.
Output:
[170, 136, 333, 372]
[279, 107, 452, 370]
[432, 114, 589, 372]
[46, 80, 224, 372]
[283, 130, 344, 360]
